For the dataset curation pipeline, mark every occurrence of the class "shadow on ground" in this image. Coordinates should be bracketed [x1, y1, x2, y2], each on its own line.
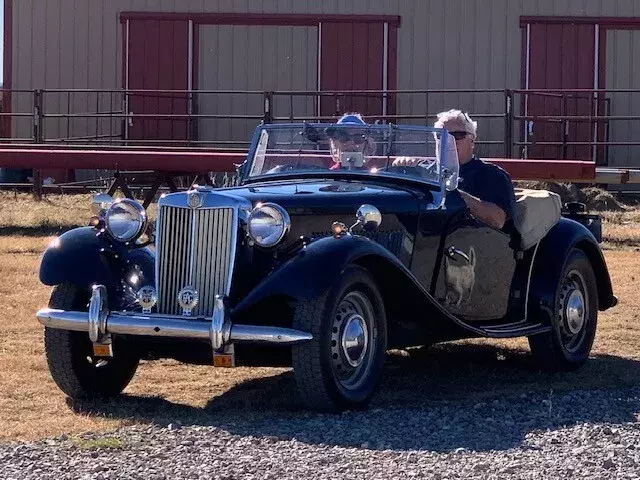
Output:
[68, 342, 640, 452]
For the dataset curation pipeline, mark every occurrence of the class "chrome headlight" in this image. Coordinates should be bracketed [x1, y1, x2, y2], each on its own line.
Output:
[248, 202, 290, 247]
[105, 198, 147, 243]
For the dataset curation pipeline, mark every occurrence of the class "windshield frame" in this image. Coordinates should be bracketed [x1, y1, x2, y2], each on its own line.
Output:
[238, 122, 451, 192]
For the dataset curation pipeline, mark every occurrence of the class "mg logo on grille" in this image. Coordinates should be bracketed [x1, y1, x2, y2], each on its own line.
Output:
[178, 286, 199, 316]
[188, 192, 202, 209]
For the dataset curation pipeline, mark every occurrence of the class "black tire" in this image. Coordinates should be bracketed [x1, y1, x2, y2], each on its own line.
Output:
[291, 265, 387, 412]
[44, 283, 140, 399]
[528, 248, 599, 372]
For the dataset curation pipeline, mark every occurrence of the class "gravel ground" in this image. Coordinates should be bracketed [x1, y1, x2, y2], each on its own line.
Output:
[2, 387, 640, 479]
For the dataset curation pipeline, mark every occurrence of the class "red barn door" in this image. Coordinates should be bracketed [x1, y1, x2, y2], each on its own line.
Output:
[522, 21, 605, 162]
[124, 19, 191, 144]
[319, 22, 396, 122]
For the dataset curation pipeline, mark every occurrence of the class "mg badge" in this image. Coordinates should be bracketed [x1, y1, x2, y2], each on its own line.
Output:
[188, 192, 202, 209]
[137, 285, 157, 314]
[178, 286, 199, 316]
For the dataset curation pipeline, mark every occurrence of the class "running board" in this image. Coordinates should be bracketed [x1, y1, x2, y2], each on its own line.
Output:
[475, 321, 552, 338]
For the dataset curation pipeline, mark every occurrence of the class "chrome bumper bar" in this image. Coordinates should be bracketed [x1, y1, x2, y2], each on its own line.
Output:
[36, 285, 312, 352]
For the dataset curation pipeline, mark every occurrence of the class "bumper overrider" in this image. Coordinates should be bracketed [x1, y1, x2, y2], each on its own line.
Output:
[36, 284, 313, 359]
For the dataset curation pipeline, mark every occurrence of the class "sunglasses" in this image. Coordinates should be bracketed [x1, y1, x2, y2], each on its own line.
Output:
[329, 130, 368, 145]
[449, 131, 472, 140]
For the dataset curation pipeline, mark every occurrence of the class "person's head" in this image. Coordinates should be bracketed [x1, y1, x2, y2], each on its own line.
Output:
[326, 113, 376, 161]
[434, 109, 477, 164]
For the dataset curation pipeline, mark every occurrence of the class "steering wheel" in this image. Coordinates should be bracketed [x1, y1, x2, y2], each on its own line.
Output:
[265, 163, 328, 174]
[385, 161, 438, 178]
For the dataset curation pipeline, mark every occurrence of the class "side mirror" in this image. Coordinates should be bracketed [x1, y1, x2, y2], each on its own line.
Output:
[355, 204, 382, 232]
[90, 193, 114, 217]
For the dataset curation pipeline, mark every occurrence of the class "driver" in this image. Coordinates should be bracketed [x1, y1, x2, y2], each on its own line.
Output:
[394, 109, 515, 230]
[324, 113, 377, 170]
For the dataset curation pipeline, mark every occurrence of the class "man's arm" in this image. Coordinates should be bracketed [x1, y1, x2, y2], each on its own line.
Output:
[459, 190, 507, 230]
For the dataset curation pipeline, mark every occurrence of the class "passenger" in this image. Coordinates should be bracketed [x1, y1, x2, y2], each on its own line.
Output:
[395, 109, 516, 230]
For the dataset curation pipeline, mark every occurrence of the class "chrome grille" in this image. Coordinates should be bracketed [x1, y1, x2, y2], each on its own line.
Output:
[156, 205, 235, 317]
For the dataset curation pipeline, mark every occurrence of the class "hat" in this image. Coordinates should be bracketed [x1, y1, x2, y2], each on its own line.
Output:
[325, 113, 368, 138]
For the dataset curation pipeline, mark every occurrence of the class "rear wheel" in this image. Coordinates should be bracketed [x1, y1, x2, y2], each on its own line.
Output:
[291, 265, 387, 412]
[44, 283, 140, 399]
[529, 249, 598, 371]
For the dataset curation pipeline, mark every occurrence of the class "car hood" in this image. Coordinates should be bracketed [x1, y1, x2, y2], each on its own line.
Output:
[222, 179, 424, 215]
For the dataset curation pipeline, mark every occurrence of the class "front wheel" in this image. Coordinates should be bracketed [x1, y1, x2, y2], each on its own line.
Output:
[44, 283, 140, 399]
[291, 265, 387, 412]
[528, 248, 599, 371]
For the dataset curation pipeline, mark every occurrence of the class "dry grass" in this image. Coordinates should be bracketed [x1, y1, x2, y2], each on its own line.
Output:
[0, 192, 639, 444]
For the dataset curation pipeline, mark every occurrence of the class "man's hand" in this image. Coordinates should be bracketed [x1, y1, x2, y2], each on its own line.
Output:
[459, 190, 507, 230]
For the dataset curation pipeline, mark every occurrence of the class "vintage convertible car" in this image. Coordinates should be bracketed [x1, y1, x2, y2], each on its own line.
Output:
[36, 122, 617, 412]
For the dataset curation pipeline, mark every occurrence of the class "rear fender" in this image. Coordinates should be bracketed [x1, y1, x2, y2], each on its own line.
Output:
[527, 218, 616, 326]
[39, 227, 155, 309]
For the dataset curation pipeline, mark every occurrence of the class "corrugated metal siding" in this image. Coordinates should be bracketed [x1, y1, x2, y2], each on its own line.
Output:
[198, 25, 318, 146]
[10, 0, 640, 163]
[606, 29, 640, 171]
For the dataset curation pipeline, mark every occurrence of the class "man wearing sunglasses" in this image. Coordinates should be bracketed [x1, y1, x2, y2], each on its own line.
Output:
[394, 109, 515, 230]
[325, 113, 377, 170]
[438, 109, 515, 230]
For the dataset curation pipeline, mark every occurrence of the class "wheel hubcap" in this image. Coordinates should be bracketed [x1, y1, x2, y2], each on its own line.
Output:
[341, 314, 368, 367]
[565, 289, 585, 335]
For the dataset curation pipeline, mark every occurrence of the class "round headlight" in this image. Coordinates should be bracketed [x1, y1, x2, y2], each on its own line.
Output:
[105, 199, 147, 243]
[248, 203, 290, 247]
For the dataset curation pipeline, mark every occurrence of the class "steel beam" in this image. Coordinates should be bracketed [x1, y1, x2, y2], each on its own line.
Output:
[1, 147, 639, 183]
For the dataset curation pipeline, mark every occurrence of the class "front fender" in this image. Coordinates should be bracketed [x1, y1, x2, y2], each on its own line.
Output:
[39, 227, 155, 307]
[528, 217, 616, 325]
[234, 234, 403, 312]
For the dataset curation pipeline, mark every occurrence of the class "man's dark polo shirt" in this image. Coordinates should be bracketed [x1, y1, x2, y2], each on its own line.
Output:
[458, 156, 516, 222]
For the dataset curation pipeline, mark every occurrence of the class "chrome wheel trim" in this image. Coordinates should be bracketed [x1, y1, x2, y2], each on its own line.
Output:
[330, 291, 376, 391]
[341, 314, 369, 368]
[558, 269, 589, 353]
[565, 289, 586, 335]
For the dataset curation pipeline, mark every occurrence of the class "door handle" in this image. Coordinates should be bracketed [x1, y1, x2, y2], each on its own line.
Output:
[446, 246, 470, 262]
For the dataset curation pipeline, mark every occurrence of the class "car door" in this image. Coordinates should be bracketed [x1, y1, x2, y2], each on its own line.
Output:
[432, 206, 517, 322]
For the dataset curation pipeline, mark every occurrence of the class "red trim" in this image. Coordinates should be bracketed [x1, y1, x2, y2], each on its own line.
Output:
[520, 16, 640, 29]
[3, 0, 13, 138]
[120, 12, 401, 27]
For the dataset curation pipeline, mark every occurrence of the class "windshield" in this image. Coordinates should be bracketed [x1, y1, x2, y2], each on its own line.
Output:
[244, 123, 450, 187]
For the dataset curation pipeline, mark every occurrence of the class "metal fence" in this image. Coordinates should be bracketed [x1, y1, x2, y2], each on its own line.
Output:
[2, 87, 640, 166]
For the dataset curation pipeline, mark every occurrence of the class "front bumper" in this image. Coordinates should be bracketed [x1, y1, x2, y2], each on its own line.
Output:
[36, 284, 313, 352]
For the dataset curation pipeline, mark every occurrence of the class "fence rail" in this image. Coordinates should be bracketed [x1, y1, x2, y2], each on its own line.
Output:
[1, 87, 640, 197]
[1, 87, 635, 160]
